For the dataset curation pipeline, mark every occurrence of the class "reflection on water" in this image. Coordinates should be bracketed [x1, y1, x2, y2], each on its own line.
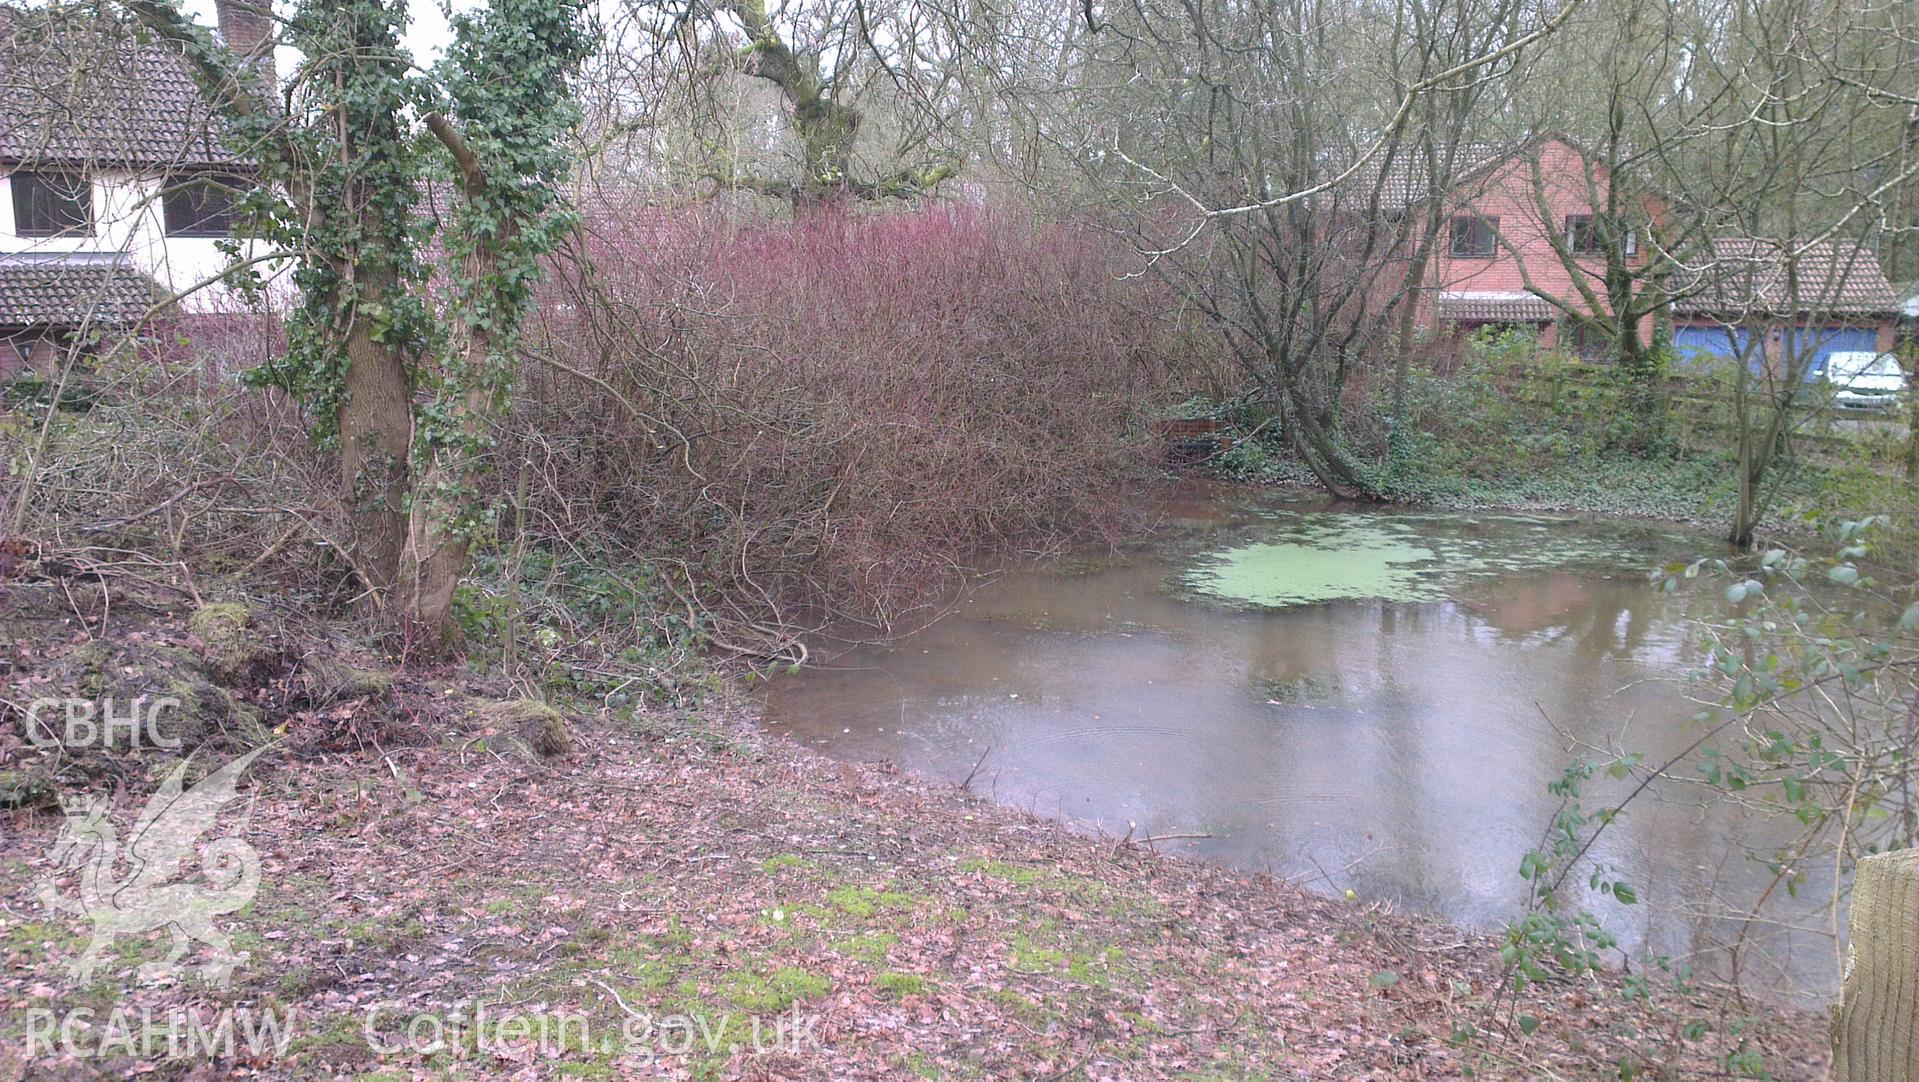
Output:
[760, 484, 1838, 998]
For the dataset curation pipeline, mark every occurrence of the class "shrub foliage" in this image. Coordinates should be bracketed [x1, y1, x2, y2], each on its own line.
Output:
[514, 204, 1177, 635]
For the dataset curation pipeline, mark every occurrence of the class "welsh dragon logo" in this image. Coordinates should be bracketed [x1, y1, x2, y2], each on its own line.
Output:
[34, 749, 265, 989]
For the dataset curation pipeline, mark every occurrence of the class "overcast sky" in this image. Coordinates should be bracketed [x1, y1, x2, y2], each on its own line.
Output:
[181, 0, 465, 66]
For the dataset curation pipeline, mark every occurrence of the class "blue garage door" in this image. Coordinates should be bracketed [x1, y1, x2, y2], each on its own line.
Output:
[1783, 326, 1879, 380]
[1673, 325, 1750, 368]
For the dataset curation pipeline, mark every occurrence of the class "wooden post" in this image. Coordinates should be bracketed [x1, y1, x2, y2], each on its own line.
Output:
[1835, 849, 1919, 1081]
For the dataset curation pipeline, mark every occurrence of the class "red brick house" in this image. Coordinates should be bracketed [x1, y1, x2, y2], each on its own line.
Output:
[1394, 137, 1900, 378]
[1404, 136, 1662, 354]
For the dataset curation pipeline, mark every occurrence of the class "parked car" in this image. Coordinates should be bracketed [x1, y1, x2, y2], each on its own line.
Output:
[1823, 351, 1909, 411]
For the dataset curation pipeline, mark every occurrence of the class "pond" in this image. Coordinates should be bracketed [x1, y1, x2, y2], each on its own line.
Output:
[759, 483, 1838, 999]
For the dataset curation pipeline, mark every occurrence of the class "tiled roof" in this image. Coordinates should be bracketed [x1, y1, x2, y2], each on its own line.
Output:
[0, 260, 162, 327]
[0, 6, 247, 168]
[1342, 134, 1672, 215]
[1674, 238, 1898, 317]
[1435, 290, 1555, 322]
[1324, 142, 1515, 210]
[1365, 142, 1511, 208]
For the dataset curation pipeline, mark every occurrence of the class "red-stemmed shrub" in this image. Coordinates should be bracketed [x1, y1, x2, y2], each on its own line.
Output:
[517, 202, 1178, 635]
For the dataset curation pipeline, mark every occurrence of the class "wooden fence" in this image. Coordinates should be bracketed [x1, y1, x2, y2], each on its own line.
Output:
[1834, 849, 1919, 1080]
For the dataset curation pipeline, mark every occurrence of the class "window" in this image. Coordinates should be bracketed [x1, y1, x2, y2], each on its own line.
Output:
[1564, 214, 1597, 254]
[1565, 214, 1638, 257]
[163, 175, 244, 238]
[10, 171, 92, 237]
[1449, 214, 1497, 258]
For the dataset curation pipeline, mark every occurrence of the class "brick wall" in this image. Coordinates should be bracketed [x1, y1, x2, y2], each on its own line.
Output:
[1416, 139, 1660, 346]
[0, 331, 59, 379]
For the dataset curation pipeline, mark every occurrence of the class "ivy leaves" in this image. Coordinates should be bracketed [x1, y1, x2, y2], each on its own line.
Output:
[401, 0, 591, 548]
[138, 0, 589, 519]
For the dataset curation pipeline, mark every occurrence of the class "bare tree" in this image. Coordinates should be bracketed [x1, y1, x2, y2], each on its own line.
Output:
[1666, 0, 1915, 548]
[1485, 0, 1702, 394]
[1016, 0, 1579, 495]
[607, 0, 963, 203]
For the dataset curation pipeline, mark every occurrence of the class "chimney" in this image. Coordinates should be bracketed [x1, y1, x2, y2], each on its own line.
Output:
[214, 0, 276, 90]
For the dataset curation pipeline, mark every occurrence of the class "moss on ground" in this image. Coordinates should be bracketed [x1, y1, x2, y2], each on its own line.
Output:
[834, 931, 898, 964]
[188, 601, 281, 685]
[718, 966, 832, 1012]
[875, 971, 927, 998]
[302, 655, 395, 703]
[824, 884, 919, 918]
[477, 698, 575, 758]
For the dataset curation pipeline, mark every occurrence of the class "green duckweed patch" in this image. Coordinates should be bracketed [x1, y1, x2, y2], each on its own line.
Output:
[1184, 522, 1440, 607]
[1179, 511, 1662, 609]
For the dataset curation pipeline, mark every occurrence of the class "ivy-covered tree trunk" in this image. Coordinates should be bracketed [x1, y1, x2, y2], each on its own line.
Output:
[339, 298, 413, 591]
[125, 0, 589, 651]
[289, 2, 426, 596]
[399, 0, 591, 649]
[405, 120, 504, 646]
[248, 1, 428, 596]
[124, 0, 428, 596]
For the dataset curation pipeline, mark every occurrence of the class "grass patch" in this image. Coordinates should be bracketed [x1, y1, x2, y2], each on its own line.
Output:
[875, 971, 927, 998]
[4, 920, 81, 958]
[719, 966, 832, 1012]
[984, 987, 1054, 1023]
[835, 931, 899, 964]
[1009, 939, 1067, 974]
[826, 884, 918, 918]
[607, 946, 684, 990]
[332, 917, 426, 953]
[958, 858, 1049, 885]
[285, 1012, 374, 1068]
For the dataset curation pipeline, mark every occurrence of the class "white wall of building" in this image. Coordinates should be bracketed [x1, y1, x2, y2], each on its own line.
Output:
[0, 168, 286, 313]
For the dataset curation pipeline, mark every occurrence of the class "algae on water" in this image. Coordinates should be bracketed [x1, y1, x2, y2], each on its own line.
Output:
[1186, 524, 1442, 607]
[1180, 511, 1652, 610]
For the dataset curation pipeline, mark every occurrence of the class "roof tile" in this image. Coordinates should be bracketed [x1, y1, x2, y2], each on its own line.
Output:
[0, 260, 162, 327]
[1435, 290, 1555, 322]
[1675, 238, 1898, 317]
[0, 5, 248, 168]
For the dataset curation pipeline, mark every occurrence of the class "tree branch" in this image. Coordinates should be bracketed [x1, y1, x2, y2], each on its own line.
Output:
[425, 112, 487, 196]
